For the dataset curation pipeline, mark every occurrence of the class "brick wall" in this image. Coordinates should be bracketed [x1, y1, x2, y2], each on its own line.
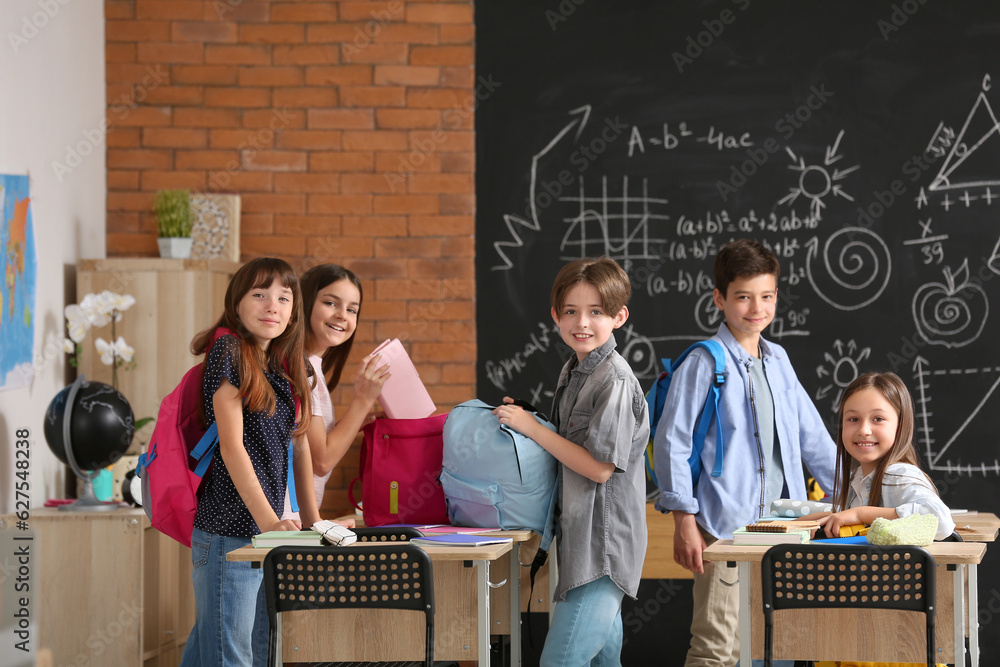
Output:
[104, 0, 476, 517]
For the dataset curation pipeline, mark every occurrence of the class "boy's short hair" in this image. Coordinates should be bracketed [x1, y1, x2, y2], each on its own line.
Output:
[713, 239, 781, 297]
[551, 257, 631, 315]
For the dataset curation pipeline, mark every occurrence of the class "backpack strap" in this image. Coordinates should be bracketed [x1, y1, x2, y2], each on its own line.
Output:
[190, 422, 219, 478]
[280, 358, 302, 515]
[678, 340, 726, 479]
[505, 398, 559, 644]
[526, 472, 559, 649]
[286, 439, 299, 514]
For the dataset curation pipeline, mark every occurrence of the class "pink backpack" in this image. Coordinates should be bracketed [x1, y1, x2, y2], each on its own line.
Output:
[137, 328, 300, 547]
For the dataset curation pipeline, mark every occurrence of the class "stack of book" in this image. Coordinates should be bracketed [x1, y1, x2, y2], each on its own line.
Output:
[409, 534, 513, 548]
[731, 520, 821, 545]
[251, 530, 324, 548]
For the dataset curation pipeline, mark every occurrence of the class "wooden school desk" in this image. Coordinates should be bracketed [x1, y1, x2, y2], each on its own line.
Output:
[953, 511, 1000, 541]
[702, 539, 987, 665]
[228, 528, 534, 665]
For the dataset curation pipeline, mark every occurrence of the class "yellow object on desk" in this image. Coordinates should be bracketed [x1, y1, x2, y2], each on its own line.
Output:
[839, 523, 868, 537]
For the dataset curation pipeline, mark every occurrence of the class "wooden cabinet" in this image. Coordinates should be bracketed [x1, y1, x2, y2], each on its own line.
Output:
[0, 509, 195, 666]
[75, 258, 240, 443]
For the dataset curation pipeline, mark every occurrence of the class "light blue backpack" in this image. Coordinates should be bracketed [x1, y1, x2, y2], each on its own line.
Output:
[440, 399, 558, 550]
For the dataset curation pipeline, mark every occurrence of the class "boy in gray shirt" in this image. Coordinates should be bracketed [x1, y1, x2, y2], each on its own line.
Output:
[495, 256, 649, 666]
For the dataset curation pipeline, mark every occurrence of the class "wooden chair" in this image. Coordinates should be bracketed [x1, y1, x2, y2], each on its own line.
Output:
[263, 544, 434, 667]
[760, 543, 936, 667]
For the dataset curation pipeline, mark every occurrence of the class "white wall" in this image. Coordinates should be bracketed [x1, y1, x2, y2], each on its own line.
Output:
[0, 1, 107, 514]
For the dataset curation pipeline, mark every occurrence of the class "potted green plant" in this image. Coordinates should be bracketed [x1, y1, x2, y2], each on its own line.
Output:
[153, 189, 193, 258]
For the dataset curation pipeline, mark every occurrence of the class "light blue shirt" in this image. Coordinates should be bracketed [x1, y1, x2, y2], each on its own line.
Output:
[848, 463, 955, 541]
[653, 323, 837, 539]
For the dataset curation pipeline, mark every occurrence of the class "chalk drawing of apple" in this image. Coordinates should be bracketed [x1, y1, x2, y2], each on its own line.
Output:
[912, 259, 989, 349]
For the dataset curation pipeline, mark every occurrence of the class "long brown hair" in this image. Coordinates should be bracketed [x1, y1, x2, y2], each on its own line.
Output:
[300, 264, 363, 392]
[832, 371, 936, 511]
[192, 257, 311, 436]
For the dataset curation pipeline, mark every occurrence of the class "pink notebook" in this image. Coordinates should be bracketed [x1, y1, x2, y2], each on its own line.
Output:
[371, 338, 436, 419]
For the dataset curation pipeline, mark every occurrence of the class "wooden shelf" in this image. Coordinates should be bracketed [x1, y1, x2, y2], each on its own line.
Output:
[0, 509, 195, 666]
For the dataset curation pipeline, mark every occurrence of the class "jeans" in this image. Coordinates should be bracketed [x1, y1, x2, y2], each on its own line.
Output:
[180, 527, 268, 667]
[540, 576, 625, 667]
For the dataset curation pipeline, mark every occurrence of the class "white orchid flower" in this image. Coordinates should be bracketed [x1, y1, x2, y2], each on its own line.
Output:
[63, 338, 76, 354]
[113, 336, 135, 363]
[64, 304, 91, 343]
[94, 337, 117, 366]
[78, 293, 111, 328]
[96, 291, 136, 321]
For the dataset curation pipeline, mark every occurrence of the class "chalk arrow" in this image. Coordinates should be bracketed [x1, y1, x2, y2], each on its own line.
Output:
[824, 130, 846, 165]
[494, 105, 592, 271]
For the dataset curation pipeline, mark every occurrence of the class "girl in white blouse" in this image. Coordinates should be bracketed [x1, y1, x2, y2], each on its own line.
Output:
[815, 371, 954, 540]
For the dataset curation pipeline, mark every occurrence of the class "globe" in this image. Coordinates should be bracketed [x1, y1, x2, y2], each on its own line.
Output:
[44, 377, 135, 476]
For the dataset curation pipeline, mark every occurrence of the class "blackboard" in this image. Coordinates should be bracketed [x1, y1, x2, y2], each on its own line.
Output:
[475, 1, 1000, 661]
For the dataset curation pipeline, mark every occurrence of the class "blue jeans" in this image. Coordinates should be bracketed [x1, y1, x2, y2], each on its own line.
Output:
[540, 576, 625, 667]
[180, 527, 268, 667]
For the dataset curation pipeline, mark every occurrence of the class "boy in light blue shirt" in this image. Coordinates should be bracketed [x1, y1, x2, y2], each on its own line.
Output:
[653, 239, 836, 667]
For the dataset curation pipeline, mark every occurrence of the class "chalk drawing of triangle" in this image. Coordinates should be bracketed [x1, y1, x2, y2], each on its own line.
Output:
[916, 363, 1000, 475]
[929, 92, 1000, 191]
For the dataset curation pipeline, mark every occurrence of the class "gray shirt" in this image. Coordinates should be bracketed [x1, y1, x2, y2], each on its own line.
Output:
[747, 356, 785, 512]
[551, 334, 649, 601]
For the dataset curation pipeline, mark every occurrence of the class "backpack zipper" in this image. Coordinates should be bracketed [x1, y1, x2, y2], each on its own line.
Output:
[745, 359, 767, 520]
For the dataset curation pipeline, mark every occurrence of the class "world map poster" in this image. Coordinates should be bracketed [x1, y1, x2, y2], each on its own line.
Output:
[0, 175, 36, 391]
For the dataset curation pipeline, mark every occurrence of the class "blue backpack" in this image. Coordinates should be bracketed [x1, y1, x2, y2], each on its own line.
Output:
[645, 340, 727, 489]
[440, 399, 558, 550]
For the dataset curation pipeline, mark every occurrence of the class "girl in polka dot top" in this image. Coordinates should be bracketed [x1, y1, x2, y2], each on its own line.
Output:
[180, 257, 314, 667]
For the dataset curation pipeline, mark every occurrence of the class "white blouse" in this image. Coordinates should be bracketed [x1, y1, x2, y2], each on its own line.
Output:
[280, 355, 335, 522]
[847, 462, 955, 540]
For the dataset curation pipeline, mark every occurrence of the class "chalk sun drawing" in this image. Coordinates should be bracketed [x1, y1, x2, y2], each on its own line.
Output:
[779, 130, 859, 220]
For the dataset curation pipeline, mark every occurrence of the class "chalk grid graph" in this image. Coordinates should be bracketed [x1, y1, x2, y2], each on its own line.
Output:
[558, 175, 669, 269]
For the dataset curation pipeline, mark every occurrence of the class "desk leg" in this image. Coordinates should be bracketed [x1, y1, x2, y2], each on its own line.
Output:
[273, 615, 282, 667]
[476, 559, 492, 666]
[954, 564, 966, 667]
[970, 563, 979, 667]
[738, 562, 750, 667]
[510, 542, 522, 667]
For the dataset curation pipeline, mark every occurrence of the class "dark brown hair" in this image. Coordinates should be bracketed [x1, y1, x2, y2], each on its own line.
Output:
[300, 263, 363, 392]
[713, 239, 781, 297]
[191, 257, 311, 436]
[832, 371, 937, 511]
[550, 257, 631, 316]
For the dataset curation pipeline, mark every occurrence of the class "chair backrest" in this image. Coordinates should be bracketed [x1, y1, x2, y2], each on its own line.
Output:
[760, 543, 936, 667]
[263, 544, 434, 667]
[354, 526, 423, 543]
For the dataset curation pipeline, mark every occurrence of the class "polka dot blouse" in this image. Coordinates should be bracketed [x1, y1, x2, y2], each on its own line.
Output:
[193, 335, 295, 538]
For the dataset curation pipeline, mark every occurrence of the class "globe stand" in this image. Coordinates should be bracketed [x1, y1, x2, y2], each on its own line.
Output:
[58, 375, 120, 512]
